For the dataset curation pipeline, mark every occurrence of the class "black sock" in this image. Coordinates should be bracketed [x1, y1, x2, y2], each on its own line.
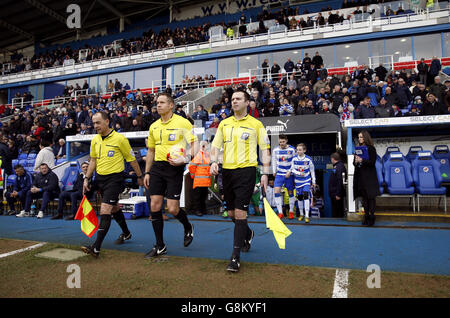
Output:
[93, 214, 112, 251]
[113, 209, 130, 235]
[232, 217, 252, 240]
[151, 211, 164, 248]
[175, 209, 191, 232]
[232, 219, 248, 260]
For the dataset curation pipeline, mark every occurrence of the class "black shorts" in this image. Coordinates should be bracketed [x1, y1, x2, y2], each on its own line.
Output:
[93, 172, 124, 206]
[148, 161, 185, 200]
[222, 167, 256, 212]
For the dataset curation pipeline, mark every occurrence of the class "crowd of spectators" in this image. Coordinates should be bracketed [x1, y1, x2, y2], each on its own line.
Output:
[1, 0, 407, 76]
[205, 53, 450, 128]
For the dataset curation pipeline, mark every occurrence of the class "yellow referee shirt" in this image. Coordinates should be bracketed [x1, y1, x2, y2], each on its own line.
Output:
[212, 114, 270, 169]
[90, 130, 136, 175]
[148, 113, 196, 162]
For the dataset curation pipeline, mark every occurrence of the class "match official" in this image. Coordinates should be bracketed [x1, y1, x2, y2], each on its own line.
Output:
[81, 112, 144, 257]
[143, 93, 198, 258]
[210, 90, 271, 273]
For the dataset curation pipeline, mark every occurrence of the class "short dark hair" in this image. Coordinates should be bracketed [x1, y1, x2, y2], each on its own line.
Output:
[14, 164, 24, 170]
[279, 134, 288, 140]
[331, 152, 341, 161]
[233, 90, 251, 101]
[157, 92, 174, 105]
[93, 111, 109, 121]
[40, 139, 51, 148]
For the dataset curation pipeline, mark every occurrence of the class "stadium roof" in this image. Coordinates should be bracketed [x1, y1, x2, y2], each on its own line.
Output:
[0, 0, 207, 52]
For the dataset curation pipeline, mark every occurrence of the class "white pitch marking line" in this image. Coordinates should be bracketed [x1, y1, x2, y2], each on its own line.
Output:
[0, 242, 47, 259]
[332, 269, 349, 298]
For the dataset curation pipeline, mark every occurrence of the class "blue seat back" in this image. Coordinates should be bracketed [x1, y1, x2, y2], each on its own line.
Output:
[375, 157, 384, 194]
[61, 161, 80, 191]
[27, 153, 37, 160]
[406, 146, 423, 163]
[384, 152, 413, 189]
[412, 151, 442, 188]
[19, 159, 28, 167]
[382, 146, 401, 163]
[26, 159, 35, 167]
[12, 159, 19, 170]
[55, 158, 66, 166]
[433, 145, 450, 181]
[18, 153, 28, 160]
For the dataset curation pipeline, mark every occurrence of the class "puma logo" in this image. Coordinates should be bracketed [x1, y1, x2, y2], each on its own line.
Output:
[277, 119, 289, 130]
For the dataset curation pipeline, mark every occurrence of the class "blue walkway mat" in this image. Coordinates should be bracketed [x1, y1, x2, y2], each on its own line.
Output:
[1, 215, 449, 276]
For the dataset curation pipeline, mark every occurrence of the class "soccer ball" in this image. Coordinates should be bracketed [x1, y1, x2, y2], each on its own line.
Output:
[167, 145, 185, 160]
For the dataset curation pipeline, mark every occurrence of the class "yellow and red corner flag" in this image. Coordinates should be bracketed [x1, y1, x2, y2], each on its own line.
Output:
[75, 196, 99, 238]
[263, 192, 292, 249]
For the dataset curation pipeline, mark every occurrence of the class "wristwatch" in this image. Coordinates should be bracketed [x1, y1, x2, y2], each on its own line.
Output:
[145, 171, 151, 176]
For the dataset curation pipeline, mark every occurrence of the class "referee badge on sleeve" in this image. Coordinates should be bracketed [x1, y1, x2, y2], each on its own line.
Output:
[130, 149, 135, 157]
[107, 150, 115, 157]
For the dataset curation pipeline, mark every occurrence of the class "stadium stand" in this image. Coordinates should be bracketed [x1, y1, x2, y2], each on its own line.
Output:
[0, 0, 448, 218]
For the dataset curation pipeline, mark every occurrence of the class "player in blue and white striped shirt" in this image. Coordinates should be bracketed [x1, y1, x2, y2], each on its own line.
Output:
[272, 135, 296, 219]
[286, 143, 316, 223]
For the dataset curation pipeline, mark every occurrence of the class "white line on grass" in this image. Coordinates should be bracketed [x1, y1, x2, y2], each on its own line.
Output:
[332, 269, 349, 298]
[0, 242, 47, 259]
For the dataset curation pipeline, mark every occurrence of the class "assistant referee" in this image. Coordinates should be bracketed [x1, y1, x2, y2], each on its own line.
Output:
[81, 111, 144, 257]
[143, 92, 198, 258]
[210, 90, 271, 272]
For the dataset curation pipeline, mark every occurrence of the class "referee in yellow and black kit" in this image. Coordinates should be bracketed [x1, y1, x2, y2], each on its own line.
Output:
[143, 92, 198, 258]
[210, 90, 271, 272]
[81, 111, 144, 257]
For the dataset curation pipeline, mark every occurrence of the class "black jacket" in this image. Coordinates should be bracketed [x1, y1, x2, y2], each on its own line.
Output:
[353, 145, 380, 199]
[329, 161, 346, 198]
[32, 170, 60, 194]
[0, 142, 12, 175]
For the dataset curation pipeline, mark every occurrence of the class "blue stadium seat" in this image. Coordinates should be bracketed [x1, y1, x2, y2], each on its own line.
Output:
[25, 167, 34, 174]
[384, 152, 415, 195]
[205, 120, 212, 128]
[406, 146, 423, 163]
[27, 153, 37, 160]
[12, 159, 19, 170]
[433, 145, 450, 183]
[18, 153, 28, 160]
[382, 146, 401, 163]
[60, 161, 81, 191]
[55, 158, 66, 166]
[375, 157, 384, 194]
[26, 159, 35, 168]
[412, 151, 446, 195]
[209, 114, 215, 121]
[19, 159, 28, 167]
[6, 175, 17, 187]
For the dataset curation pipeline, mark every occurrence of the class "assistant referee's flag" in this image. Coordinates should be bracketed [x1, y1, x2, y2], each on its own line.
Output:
[262, 190, 292, 249]
[75, 196, 99, 238]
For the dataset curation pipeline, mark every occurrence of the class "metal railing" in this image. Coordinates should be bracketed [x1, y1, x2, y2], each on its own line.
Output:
[1, 4, 448, 83]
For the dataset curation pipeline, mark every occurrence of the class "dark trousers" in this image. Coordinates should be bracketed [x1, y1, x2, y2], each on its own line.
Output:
[24, 190, 56, 212]
[57, 190, 83, 215]
[192, 187, 208, 214]
[331, 197, 345, 218]
[5, 191, 27, 210]
[362, 197, 376, 215]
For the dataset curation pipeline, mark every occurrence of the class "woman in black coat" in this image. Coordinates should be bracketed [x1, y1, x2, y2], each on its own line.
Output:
[353, 130, 380, 226]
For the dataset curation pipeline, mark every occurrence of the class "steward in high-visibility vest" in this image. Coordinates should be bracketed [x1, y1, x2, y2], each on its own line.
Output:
[189, 147, 211, 189]
[226, 27, 234, 38]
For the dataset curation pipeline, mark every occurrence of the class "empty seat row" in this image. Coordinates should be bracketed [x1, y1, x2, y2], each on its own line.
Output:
[376, 151, 447, 196]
